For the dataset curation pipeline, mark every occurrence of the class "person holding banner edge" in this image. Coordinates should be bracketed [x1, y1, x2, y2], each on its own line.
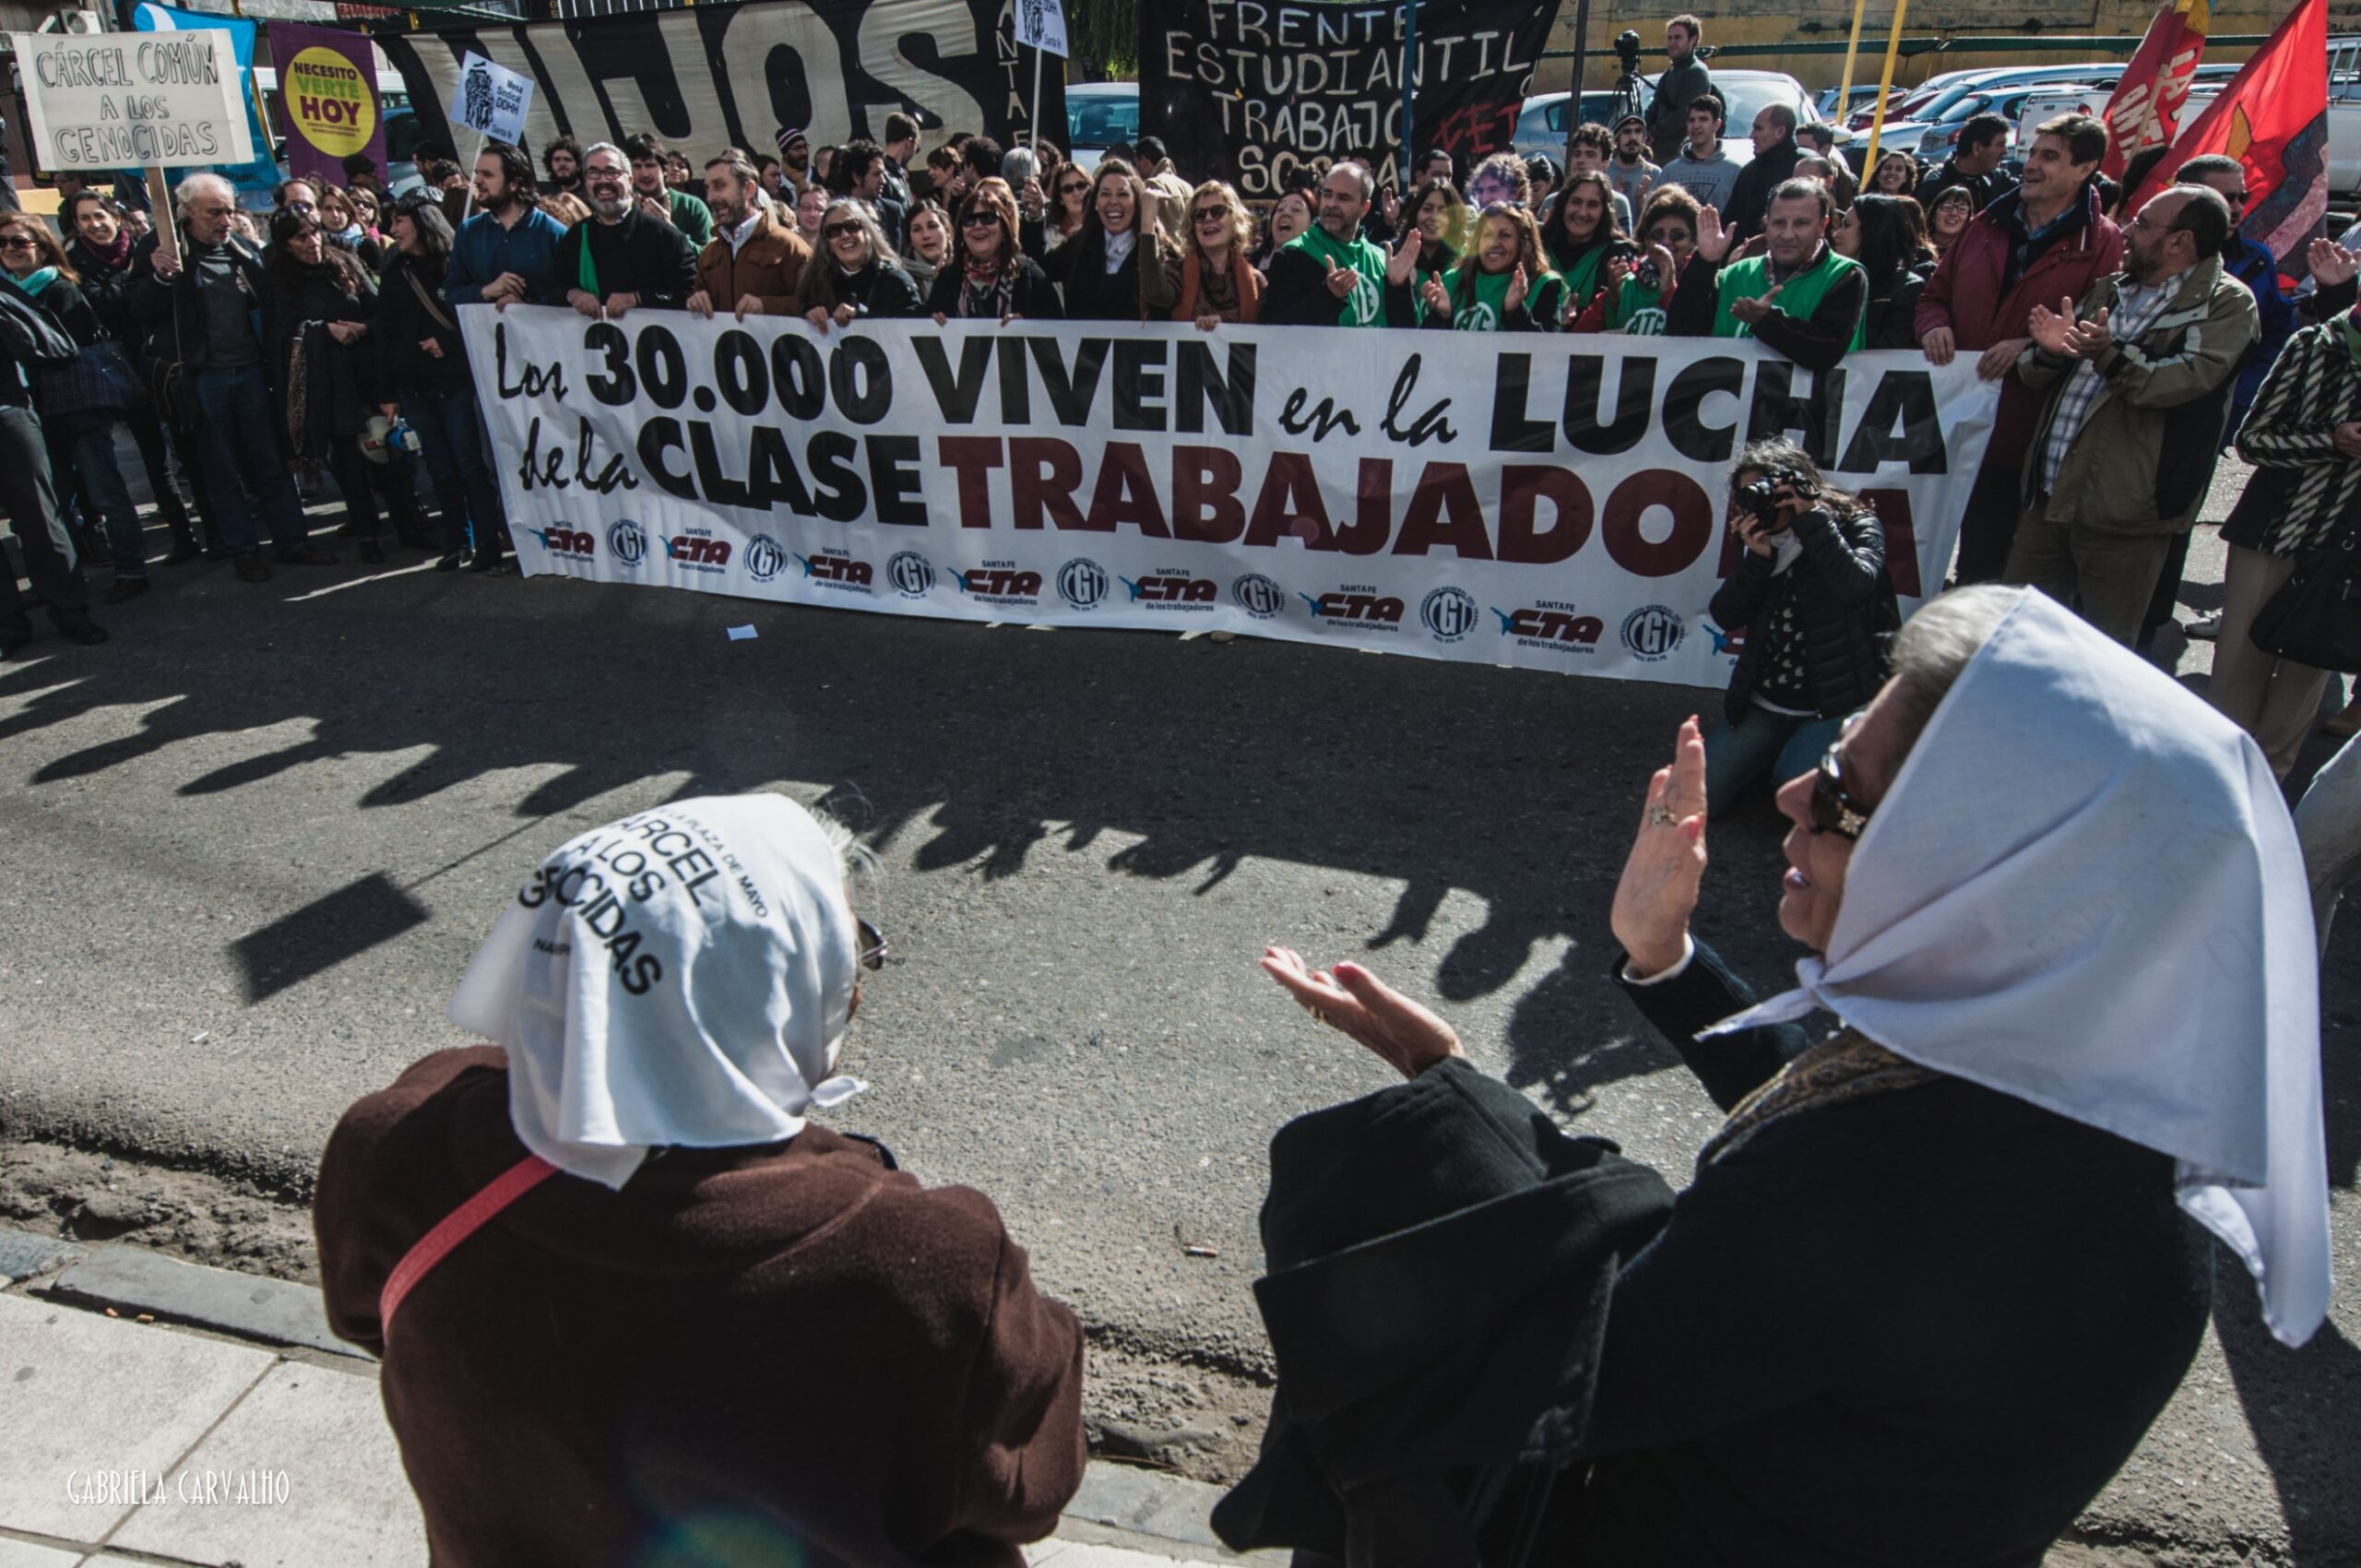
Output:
[798, 200, 923, 330]
[687, 154, 810, 323]
[561, 144, 699, 321]
[928, 178, 1061, 326]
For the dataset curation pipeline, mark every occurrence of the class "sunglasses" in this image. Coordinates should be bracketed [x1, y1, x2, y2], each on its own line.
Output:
[1809, 728, 1874, 840]
[822, 220, 866, 240]
[1192, 207, 1230, 224]
[286, 200, 317, 212]
[959, 210, 1000, 229]
[0, 235, 35, 250]
[1643, 226, 1690, 244]
[855, 915, 889, 971]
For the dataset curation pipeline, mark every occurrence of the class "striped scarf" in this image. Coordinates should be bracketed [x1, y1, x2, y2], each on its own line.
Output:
[2237, 315, 2361, 556]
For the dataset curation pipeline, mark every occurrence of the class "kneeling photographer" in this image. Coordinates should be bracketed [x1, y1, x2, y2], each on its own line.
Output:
[1705, 438, 1897, 815]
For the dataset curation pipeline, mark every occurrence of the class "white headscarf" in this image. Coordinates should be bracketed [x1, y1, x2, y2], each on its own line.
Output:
[1706, 591, 2331, 1348]
[448, 794, 868, 1189]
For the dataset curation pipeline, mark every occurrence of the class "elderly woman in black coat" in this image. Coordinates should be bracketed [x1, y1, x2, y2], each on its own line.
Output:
[266, 208, 394, 563]
[1229, 585, 2325, 1567]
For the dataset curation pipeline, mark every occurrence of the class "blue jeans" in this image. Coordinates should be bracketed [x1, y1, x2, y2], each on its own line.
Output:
[47, 418, 147, 578]
[1704, 707, 1845, 818]
[193, 365, 311, 559]
[400, 386, 506, 552]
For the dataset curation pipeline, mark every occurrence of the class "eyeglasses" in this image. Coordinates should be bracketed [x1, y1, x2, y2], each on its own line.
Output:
[822, 220, 866, 240]
[286, 200, 316, 213]
[0, 235, 34, 250]
[959, 211, 1000, 229]
[855, 916, 889, 971]
[1809, 725, 1875, 840]
[1192, 208, 1230, 224]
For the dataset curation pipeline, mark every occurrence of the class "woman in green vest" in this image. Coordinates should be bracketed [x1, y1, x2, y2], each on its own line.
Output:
[1417, 204, 1566, 333]
[1539, 171, 1633, 330]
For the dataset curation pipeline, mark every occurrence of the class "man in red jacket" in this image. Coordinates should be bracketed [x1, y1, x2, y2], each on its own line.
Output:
[1916, 115, 2121, 584]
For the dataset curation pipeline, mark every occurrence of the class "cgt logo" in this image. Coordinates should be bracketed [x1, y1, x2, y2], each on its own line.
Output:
[1232, 574, 1287, 620]
[1057, 559, 1110, 610]
[532, 527, 595, 558]
[886, 552, 936, 599]
[667, 535, 732, 568]
[798, 552, 874, 588]
[1621, 605, 1688, 662]
[956, 567, 1043, 600]
[1493, 607, 1607, 647]
[1420, 587, 1480, 643]
[1299, 590, 1406, 626]
[1123, 574, 1217, 606]
[607, 520, 648, 568]
[742, 536, 789, 583]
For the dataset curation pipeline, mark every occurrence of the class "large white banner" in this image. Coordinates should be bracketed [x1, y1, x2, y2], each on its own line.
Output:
[463, 306, 2000, 690]
[8, 28, 255, 172]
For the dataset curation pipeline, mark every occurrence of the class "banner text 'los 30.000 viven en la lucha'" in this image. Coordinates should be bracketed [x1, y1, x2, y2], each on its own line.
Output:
[462, 305, 1999, 691]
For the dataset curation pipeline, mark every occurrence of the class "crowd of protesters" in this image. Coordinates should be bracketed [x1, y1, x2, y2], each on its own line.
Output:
[1, 78, 2355, 774]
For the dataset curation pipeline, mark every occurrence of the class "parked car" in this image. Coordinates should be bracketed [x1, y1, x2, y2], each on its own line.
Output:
[1065, 82, 1139, 166]
[1818, 83, 1905, 123]
[1514, 69, 1841, 167]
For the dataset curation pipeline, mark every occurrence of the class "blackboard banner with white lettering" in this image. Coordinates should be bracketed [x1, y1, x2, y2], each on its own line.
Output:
[9, 29, 255, 172]
[374, 0, 1060, 162]
[461, 305, 1999, 691]
[1138, 0, 1562, 199]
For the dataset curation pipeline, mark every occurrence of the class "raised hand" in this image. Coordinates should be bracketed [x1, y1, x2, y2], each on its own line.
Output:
[1505, 262, 1529, 315]
[2065, 304, 2111, 359]
[1420, 273, 1451, 317]
[1387, 222, 1422, 285]
[2308, 237, 2359, 289]
[1693, 205, 1730, 263]
[1324, 256, 1356, 299]
[1609, 717, 1711, 978]
[2027, 298, 2079, 357]
[1260, 945, 1465, 1079]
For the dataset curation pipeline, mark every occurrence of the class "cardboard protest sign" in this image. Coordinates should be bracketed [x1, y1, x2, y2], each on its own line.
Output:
[10, 27, 255, 172]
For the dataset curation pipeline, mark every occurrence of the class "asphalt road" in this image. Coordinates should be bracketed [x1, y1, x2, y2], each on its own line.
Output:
[1, 462, 2355, 1562]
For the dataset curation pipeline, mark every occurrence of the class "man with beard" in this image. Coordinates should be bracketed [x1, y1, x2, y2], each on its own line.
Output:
[1917, 116, 2123, 584]
[1264, 160, 1403, 327]
[447, 142, 566, 309]
[560, 142, 699, 318]
[623, 133, 714, 246]
[1670, 178, 1867, 373]
[688, 153, 810, 321]
[835, 140, 905, 244]
[2005, 184, 2254, 644]
[542, 137, 585, 199]
[1608, 113, 1660, 211]
[775, 126, 815, 199]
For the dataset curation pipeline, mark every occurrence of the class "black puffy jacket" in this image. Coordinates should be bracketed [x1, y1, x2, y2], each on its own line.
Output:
[1709, 505, 1895, 724]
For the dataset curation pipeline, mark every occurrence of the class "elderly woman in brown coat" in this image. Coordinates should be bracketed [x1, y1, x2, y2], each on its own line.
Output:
[315, 794, 1086, 1567]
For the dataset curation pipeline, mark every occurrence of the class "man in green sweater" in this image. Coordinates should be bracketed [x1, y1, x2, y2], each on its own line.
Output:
[623, 132, 715, 247]
[1264, 160, 1392, 327]
[1668, 177, 1866, 374]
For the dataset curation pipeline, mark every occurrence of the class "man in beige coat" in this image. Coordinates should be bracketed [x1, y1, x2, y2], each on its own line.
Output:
[2007, 184, 2258, 643]
[687, 151, 811, 320]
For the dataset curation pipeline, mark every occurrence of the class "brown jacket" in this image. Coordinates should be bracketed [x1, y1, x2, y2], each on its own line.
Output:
[314, 1048, 1086, 1568]
[694, 205, 812, 316]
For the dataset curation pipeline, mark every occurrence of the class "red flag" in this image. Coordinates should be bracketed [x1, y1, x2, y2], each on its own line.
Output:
[2100, 0, 2212, 178]
[2130, 0, 2330, 267]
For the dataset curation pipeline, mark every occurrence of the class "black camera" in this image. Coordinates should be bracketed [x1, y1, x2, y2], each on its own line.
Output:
[1614, 30, 1643, 71]
[1738, 468, 1814, 529]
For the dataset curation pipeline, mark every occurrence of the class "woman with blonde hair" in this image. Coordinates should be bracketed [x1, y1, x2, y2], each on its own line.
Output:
[1419, 202, 1566, 332]
[1173, 179, 1263, 327]
[799, 198, 923, 329]
[928, 177, 1060, 323]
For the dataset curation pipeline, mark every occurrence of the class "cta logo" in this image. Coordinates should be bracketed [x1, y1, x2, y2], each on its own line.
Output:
[742, 535, 789, 583]
[666, 531, 732, 571]
[886, 551, 936, 600]
[955, 565, 1043, 604]
[607, 519, 648, 569]
[797, 552, 874, 590]
[1419, 586, 1480, 643]
[1232, 574, 1287, 620]
[1298, 588, 1405, 630]
[1121, 572, 1217, 609]
[1056, 558, 1110, 610]
[1493, 605, 1606, 651]
[531, 526, 595, 559]
[1621, 605, 1687, 662]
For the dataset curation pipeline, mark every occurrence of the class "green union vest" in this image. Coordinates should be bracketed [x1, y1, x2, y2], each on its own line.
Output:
[1711, 245, 1866, 350]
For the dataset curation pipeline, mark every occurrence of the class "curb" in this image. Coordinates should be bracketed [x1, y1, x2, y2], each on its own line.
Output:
[0, 1225, 1276, 1563]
